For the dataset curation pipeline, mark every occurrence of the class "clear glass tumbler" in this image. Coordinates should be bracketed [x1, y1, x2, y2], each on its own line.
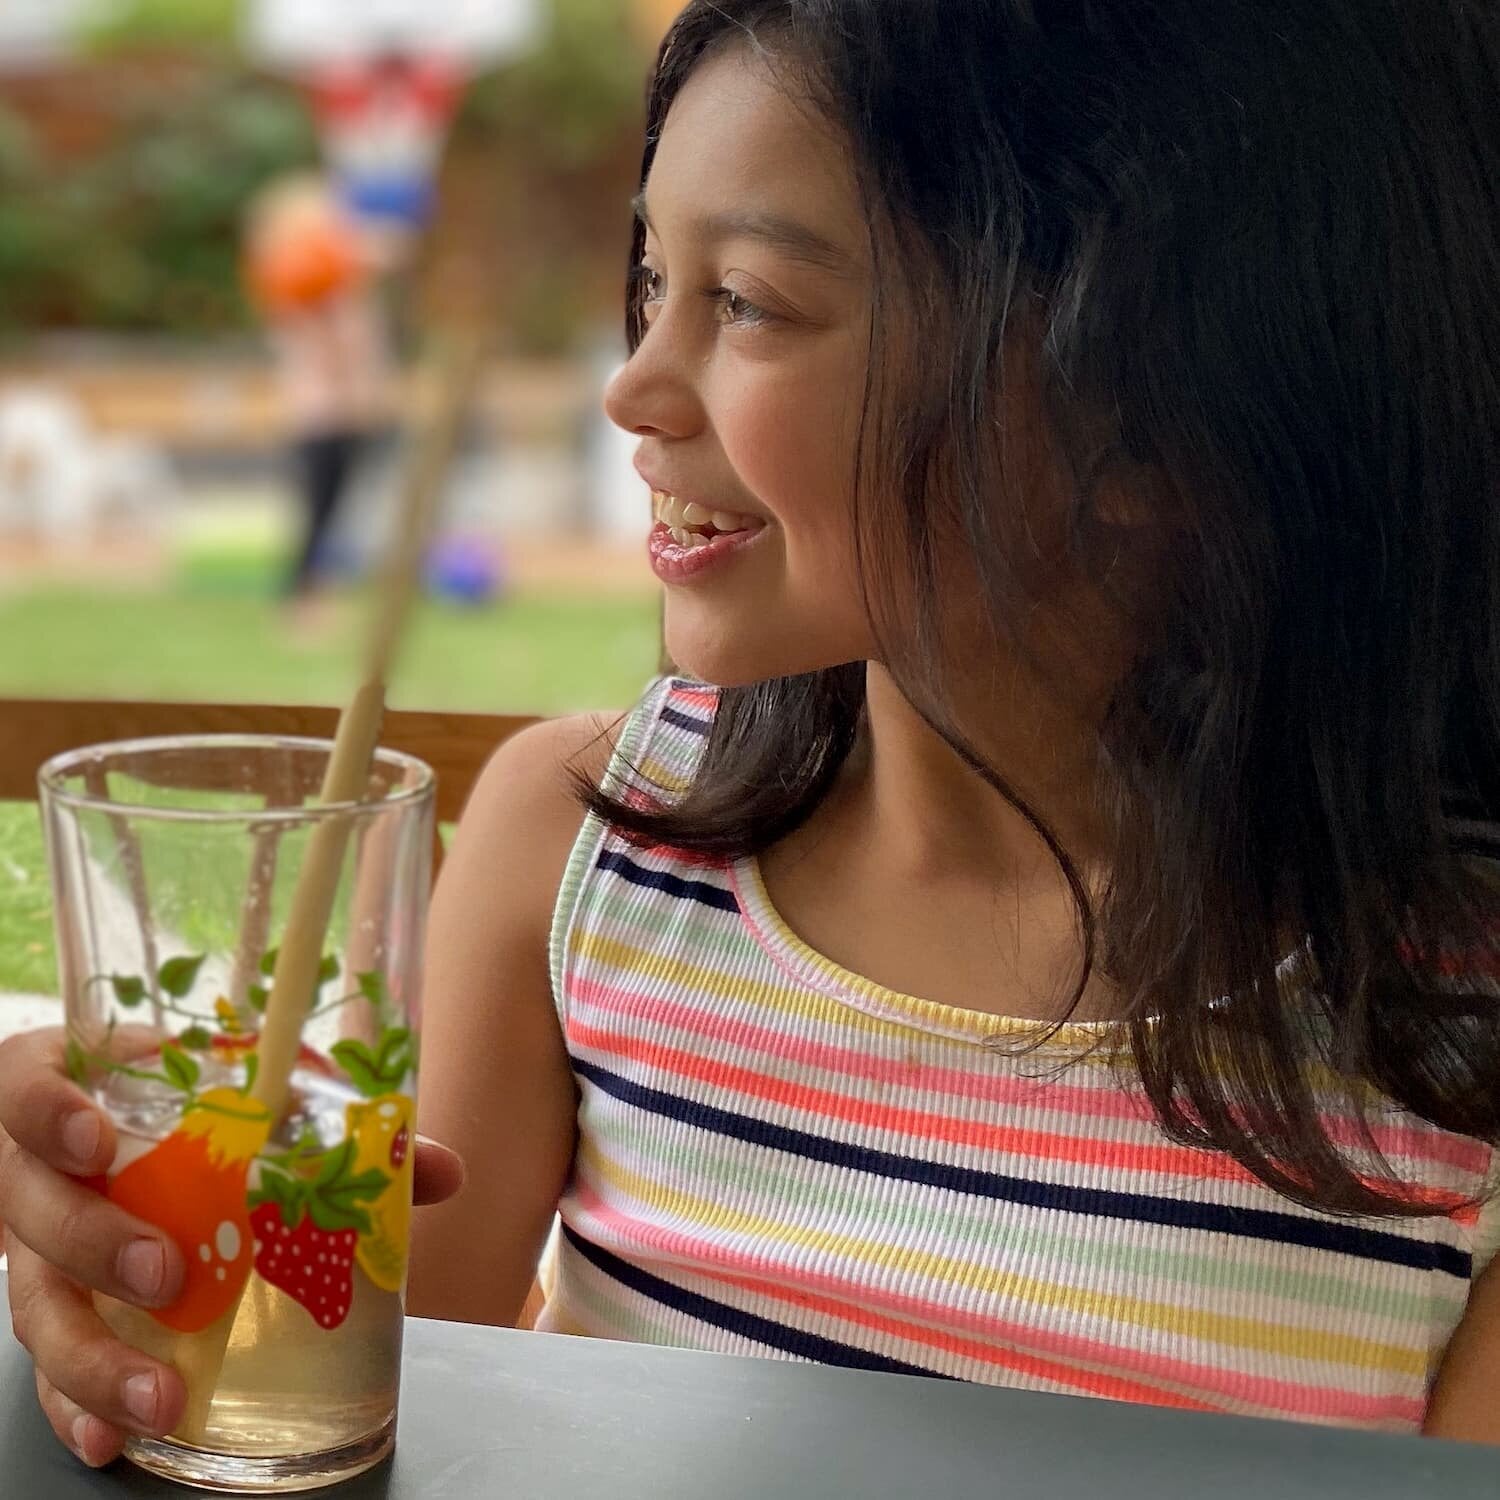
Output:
[39, 735, 434, 1494]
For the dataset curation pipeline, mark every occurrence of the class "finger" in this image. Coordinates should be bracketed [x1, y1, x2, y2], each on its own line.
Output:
[0, 1029, 117, 1177]
[412, 1136, 465, 1205]
[0, 1147, 183, 1308]
[12, 1243, 186, 1442]
[36, 1368, 126, 1469]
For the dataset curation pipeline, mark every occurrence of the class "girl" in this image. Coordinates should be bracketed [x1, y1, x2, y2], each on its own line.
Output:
[5, 0, 1500, 1464]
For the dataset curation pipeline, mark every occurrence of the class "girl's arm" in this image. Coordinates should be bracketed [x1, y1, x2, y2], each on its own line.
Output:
[1425, 1254, 1500, 1443]
[406, 713, 615, 1327]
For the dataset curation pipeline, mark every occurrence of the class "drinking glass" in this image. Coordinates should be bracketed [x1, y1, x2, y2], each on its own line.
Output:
[40, 735, 434, 1493]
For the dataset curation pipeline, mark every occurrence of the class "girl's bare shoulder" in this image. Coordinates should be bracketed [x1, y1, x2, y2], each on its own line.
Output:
[451, 712, 623, 902]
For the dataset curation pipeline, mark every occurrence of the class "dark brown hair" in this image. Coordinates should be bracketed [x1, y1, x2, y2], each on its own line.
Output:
[586, 0, 1500, 1216]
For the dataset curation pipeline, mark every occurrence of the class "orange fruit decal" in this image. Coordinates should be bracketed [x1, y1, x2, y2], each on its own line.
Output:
[104, 1088, 272, 1333]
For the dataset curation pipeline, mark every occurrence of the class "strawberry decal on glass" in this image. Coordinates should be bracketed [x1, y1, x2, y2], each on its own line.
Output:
[249, 1138, 389, 1330]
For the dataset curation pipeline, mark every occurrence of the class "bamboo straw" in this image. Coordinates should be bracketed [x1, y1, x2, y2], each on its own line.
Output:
[250, 334, 479, 1122]
[172, 333, 483, 1444]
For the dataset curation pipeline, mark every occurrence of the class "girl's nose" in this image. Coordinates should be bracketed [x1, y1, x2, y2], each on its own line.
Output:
[603, 327, 702, 440]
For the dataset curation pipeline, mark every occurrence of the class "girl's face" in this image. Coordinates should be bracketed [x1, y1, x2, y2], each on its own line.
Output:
[605, 47, 879, 685]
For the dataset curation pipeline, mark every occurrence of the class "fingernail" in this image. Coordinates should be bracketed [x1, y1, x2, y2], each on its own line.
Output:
[117, 1238, 165, 1302]
[61, 1110, 101, 1168]
[71, 1411, 106, 1463]
[122, 1372, 159, 1429]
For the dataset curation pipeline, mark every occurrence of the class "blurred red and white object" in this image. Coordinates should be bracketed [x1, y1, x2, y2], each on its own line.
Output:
[247, 0, 540, 254]
[308, 55, 465, 239]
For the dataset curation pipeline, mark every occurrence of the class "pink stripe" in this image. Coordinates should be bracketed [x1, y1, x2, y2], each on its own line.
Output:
[570, 974, 1488, 1184]
[571, 1016, 1254, 1184]
[566, 1190, 1426, 1428]
[566, 1191, 1216, 1410]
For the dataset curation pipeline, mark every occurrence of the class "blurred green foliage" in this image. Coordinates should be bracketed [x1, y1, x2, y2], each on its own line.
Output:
[78, 0, 242, 51]
[0, 70, 316, 336]
[465, 0, 646, 171]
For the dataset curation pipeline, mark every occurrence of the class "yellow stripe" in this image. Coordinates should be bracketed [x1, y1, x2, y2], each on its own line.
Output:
[575, 928, 1131, 1082]
[580, 1140, 1427, 1379]
[736, 856, 1122, 1050]
[636, 754, 692, 795]
[575, 929, 907, 1041]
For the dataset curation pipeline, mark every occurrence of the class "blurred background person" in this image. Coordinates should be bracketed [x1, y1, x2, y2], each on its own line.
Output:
[243, 173, 394, 625]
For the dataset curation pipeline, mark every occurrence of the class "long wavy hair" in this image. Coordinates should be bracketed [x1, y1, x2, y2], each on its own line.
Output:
[584, 0, 1500, 1216]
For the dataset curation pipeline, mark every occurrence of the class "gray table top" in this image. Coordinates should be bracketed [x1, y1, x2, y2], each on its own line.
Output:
[1, 1299, 1495, 1498]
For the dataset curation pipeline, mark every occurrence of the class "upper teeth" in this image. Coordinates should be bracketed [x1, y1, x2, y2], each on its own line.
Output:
[654, 492, 759, 538]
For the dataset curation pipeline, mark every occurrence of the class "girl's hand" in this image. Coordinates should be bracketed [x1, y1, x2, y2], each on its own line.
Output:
[0, 1026, 464, 1468]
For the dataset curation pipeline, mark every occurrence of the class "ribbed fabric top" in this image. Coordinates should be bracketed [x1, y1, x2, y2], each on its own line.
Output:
[541, 677, 1500, 1430]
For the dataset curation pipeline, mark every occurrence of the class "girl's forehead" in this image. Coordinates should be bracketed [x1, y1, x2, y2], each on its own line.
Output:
[648, 48, 865, 250]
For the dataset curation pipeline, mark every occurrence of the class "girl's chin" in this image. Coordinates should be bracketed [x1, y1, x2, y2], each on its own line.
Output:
[663, 612, 861, 689]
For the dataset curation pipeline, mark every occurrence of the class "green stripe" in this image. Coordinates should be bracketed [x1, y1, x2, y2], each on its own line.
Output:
[560, 1251, 696, 1346]
[591, 1111, 1457, 1329]
[592, 897, 753, 958]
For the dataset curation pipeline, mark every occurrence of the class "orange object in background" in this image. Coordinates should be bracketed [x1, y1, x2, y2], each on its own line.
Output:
[244, 176, 367, 318]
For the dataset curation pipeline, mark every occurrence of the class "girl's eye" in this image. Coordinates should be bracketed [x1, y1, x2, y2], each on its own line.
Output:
[633, 265, 666, 317]
[631, 265, 770, 331]
[711, 289, 768, 328]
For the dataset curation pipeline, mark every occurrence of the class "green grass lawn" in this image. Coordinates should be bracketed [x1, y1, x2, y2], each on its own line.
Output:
[0, 579, 661, 997]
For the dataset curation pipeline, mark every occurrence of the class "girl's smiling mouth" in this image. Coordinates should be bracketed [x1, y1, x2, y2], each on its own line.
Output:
[648, 490, 769, 581]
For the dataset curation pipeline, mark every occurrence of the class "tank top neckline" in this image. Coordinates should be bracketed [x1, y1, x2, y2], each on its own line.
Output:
[729, 852, 1123, 1052]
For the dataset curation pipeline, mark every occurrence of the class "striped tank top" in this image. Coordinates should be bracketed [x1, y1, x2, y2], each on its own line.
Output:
[539, 677, 1500, 1430]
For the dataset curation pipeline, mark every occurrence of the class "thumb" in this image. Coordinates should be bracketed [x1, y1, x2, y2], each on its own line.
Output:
[412, 1135, 466, 1206]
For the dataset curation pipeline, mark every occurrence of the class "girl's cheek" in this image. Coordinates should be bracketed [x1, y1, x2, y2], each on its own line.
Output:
[723, 377, 849, 485]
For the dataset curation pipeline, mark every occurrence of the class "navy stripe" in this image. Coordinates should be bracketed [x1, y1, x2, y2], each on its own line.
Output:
[660, 706, 712, 737]
[597, 849, 739, 914]
[562, 1224, 949, 1379]
[571, 1057, 1472, 1281]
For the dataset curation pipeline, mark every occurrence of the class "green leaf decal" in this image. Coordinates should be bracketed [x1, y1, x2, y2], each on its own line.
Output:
[356, 971, 391, 1018]
[317, 954, 340, 985]
[160, 1042, 200, 1092]
[314, 1137, 356, 1187]
[331, 1024, 413, 1097]
[247, 984, 269, 1013]
[157, 955, 205, 999]
[248, 1166, 306, 1229]
[241, 1051, 260, 1097]
[329, 1040, 383, 1098]
[64, 1036, 88, 1085]
[253, 1145, 388, 1235]
[111, 974, 147, 1008]
[178, 1025, 213, 1051]
[259, 947, 279, 977]
[375, 1026, 412, 1076]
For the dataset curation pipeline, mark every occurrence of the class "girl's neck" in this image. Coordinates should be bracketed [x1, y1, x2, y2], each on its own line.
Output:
[848, 662, 1111, 889]
[755, 661, 1120, 1024]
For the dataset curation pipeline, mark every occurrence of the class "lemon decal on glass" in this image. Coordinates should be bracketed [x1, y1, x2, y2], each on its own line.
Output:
[336, 1011, 417, 1295]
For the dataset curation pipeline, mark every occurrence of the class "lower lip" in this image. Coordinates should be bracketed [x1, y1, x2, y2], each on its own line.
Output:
[648, 522, 766, 583]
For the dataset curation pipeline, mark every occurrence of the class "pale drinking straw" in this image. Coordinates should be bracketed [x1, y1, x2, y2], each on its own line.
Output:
[173, 332, 483, 1442]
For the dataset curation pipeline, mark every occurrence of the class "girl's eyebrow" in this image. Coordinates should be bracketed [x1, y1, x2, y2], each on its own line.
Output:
[632, 192, 857, 276]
